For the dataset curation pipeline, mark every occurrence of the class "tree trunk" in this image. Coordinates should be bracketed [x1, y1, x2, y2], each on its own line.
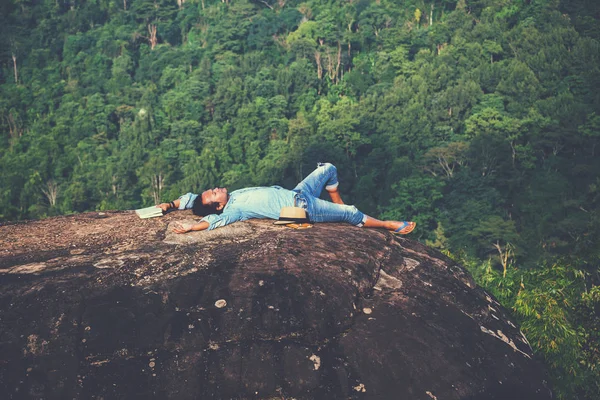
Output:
[6, 111, 23, 139]
[259, 0, 273, 9]
[335, 41, 342, 84]
[510, 141, 516, 167]
[151, 173, 164, 205]
[314, 51, 323, 80]
[12, 53, 18, 84]
[123, 0, 127, 10]
[430, 4, 434, 26]
[437, 155, 454, 179]
[148, 24, 158, 50]
[326, 48, 334, 81]
[112, 175, 119, 197]
[42, 180, 59, 207]
[493, 241, 513, 278]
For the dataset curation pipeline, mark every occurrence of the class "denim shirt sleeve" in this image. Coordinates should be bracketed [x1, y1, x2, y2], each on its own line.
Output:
[201, 212, 245, 230]
[178, 193, 198, 210]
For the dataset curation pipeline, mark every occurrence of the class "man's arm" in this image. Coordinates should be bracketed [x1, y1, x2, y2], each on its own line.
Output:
[157, 199, 181, 212]
[201, 212, 244, 231]
[173, 212, 244, 234]
[172, 220, 209, 234]
[158, 193, 199, 211]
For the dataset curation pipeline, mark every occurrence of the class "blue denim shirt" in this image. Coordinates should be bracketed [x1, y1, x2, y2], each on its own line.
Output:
[196, 186, 296, 230]
[178, 192, 198, 210]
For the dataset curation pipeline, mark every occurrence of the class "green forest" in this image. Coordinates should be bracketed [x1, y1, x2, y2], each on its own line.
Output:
[0, 0, 599, 397]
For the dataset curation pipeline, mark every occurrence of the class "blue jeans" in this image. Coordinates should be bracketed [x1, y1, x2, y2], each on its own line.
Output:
[293, 163, 366, 227]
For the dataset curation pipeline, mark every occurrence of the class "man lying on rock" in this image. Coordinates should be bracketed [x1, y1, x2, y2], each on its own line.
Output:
[157, 162, 416, 235]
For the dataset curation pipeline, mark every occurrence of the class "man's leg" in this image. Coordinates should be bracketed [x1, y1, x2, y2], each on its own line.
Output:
[307, 196, 365, 225]
[293, 163, 344, 204]
[362, 216, 416, 234]
[307, 196, 416, 234]
[327, 187, 344, 205]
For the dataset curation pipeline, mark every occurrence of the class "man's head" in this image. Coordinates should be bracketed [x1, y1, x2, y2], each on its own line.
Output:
[192, 187, 229, 216]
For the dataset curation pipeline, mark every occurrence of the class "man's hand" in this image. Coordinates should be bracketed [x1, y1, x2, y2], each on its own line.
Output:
[172, 223, 192, 234]
[157, 203, 172, 212]
[172, 221, 209, 234]
[157, 200, 179, 212]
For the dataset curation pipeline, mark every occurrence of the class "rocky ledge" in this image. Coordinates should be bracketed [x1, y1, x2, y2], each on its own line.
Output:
[0, 210, 551, 399]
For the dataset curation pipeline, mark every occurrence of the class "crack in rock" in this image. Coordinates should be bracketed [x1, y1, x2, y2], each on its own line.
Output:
[480, 326, 532, 359]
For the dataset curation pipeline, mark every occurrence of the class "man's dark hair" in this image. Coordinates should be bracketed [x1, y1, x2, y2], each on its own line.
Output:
[192, 197, 224, 216]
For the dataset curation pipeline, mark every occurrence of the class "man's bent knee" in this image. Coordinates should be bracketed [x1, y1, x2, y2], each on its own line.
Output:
[317, 162, 339, 191]
[317, 162, 337, 172]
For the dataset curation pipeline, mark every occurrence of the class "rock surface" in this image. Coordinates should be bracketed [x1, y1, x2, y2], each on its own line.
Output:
[0, 211, 552, 399]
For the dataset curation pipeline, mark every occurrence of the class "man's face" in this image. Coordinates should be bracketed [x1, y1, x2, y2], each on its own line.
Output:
[201, 187, 229, 210]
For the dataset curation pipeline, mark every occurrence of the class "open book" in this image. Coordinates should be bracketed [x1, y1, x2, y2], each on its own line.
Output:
[135, 206, 163, 219]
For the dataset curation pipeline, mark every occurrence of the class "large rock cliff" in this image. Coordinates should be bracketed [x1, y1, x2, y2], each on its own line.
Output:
[0, 211, 551, 399]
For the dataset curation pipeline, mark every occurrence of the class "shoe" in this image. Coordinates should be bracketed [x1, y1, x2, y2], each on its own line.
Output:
[391, 221, 416, 235]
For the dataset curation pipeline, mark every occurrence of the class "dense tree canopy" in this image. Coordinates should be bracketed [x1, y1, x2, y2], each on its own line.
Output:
[0, 0, 599, 397]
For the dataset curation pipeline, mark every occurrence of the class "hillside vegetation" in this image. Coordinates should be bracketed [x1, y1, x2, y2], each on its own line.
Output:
[1, 0, 599, 397]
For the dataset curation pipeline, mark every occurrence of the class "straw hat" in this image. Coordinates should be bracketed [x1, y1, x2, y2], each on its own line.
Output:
[273, 206, 310, 225]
